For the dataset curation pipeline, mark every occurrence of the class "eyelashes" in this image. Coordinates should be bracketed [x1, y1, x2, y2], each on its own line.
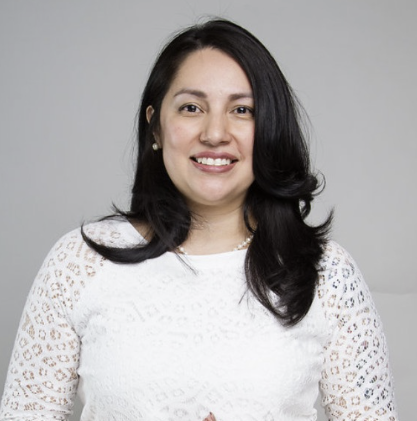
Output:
[180, 104, 201, 113]
[234, 106, 254, 115]
[179, 104, 254, 116]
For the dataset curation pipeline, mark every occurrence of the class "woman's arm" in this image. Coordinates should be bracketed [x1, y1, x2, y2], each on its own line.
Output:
[0, 232, 85, 420]
[319, 242, 399, 420]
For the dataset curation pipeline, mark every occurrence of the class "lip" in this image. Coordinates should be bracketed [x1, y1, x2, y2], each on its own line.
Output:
[192, 151, 238, 161]
[190, 151, 238, 173]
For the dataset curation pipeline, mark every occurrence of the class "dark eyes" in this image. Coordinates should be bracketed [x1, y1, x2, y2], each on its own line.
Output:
[234, 106, 253, 115]
[180, 104, 254, 115]
[180, 104, 200, 113]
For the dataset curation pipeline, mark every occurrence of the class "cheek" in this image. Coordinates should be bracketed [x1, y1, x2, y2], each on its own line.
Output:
[236, 123, 255, 152]
[160, 128, 190, 177]
[159, 117, 195, 149]
[243, 132, 255, 160]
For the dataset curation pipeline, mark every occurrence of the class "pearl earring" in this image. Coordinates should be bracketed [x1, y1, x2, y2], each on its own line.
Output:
[152, 143, 160, 151]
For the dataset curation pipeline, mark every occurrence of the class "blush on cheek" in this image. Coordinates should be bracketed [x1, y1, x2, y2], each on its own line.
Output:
[163, 125, 192, 149]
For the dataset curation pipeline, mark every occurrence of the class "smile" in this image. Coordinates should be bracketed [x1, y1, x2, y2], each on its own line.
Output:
[194, 157, 232, 166]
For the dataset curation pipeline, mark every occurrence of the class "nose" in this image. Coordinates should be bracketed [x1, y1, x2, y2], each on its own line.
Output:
[200, 113, 232, 145]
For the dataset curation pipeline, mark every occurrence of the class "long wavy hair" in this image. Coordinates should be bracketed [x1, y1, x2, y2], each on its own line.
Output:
[82, 18, 332, 326]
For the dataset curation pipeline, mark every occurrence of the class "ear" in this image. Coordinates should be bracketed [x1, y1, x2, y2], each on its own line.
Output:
[146, 106, 155, 124]
[146, 105, 160, 144]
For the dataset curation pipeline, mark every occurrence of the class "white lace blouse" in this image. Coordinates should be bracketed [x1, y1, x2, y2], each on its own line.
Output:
[0, 219, 398, 420]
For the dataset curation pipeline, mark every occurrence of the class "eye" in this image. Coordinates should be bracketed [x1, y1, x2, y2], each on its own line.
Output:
[233, 106, 254, 116]
[180, 104, 201, 113]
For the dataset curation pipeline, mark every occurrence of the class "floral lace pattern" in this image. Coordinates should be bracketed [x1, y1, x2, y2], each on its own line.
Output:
[0, 220, 398, 420]
[317, 243, 397, 420]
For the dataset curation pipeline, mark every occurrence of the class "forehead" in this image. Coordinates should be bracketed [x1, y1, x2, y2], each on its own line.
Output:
[167, 48, 252, 95]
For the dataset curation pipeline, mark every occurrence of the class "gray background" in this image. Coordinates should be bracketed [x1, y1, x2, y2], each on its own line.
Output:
[0, 1, 415, 420]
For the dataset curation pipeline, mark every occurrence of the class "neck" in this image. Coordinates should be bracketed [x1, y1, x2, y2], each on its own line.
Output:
[182, 204, 250, 255]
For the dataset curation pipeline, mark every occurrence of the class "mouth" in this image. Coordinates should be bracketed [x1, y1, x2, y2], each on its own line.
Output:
[191, 157, 236, 166]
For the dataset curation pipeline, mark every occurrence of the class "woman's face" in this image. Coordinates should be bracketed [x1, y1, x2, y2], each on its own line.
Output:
[151, 48, 255, 212]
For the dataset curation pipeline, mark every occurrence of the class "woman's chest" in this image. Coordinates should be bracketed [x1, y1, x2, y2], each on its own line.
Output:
[74, 260, 329, 421]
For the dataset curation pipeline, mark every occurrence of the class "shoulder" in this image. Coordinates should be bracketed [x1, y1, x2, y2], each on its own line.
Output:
[316, 240, 376, 326]
[81, 217, 144, 247]
[33, 218, 142, 310]
[317, 240, 364, 290]
[317, 240, 357, 274]
[49, 217, 142, 258]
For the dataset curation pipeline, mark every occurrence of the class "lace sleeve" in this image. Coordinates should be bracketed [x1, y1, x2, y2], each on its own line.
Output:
[318, 242, 399, 420]
[0, 229, 102, 421]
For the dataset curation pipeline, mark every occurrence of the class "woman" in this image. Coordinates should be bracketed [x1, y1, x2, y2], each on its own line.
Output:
[0, 19, 398, 421]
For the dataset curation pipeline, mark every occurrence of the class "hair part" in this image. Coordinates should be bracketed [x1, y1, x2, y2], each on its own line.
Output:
[82, 18, 332, 326]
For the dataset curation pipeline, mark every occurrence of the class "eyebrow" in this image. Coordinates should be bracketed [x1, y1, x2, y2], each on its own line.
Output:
[174, 89, 207, 98]
[173, 88, 253, 101]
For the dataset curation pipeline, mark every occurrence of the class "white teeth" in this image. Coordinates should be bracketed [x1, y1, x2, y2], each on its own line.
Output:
[195, 157, 232, 166]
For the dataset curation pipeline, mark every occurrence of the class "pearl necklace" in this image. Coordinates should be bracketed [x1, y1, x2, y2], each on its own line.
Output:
[177, 234, 254, 255]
